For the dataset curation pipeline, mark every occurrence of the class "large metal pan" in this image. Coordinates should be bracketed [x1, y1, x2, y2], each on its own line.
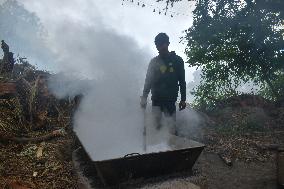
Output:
[75, 135, 204, 186]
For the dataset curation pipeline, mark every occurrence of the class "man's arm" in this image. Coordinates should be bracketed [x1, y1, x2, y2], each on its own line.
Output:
[178, 58, 186, 102]
[142, 60, 153, 98]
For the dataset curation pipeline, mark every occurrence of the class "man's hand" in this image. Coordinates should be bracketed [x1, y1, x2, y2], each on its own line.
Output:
[140, 96, 147, 109]
[179, 101, 186, 111]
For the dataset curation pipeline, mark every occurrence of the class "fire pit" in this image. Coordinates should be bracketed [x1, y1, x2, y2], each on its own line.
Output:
[75, 135, 204, 186]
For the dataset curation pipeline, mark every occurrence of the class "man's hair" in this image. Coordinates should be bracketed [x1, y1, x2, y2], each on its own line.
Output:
[154, 33, 169, 46]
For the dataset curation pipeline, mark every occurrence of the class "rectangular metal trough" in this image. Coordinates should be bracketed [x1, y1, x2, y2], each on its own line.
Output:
[76, 135, 204, 186]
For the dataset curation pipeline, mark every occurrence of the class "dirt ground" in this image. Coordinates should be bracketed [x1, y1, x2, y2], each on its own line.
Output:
[113, 151, 277, 189]
[195, 151, 277, 189]
[86, 105, 284, 189]
[0, 126, 282, 189]
[1, 96, 283, 189]
[74, 137, 280, 189]
[0, 131, 79, 189]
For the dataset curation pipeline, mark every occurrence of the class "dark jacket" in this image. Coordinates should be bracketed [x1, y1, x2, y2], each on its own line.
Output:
[142, 51, 186, 102]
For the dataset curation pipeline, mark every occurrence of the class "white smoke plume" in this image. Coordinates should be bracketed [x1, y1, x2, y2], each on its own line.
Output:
[12, 0, 203, 161]
[7, 0, 150, 160]
[47, 22, 151, 160]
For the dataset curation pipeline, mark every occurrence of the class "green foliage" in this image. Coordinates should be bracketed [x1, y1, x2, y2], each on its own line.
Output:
[191, 75, 242, 110]
[259, 72, 284, 101]
[213, 107, 268, 135]
[215, 119, 265, 135]
[185, 0, 284, 108]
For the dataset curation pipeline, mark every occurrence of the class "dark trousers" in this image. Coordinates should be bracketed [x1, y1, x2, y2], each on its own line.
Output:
[152, 100, 177, 135]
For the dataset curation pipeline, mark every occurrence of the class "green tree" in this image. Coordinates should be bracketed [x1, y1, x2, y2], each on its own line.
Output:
[259, 71, 284, 101]
[184, 0, 284, 108]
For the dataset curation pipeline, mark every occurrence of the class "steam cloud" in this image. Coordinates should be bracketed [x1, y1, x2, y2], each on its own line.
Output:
[13, 0, 203, 161]
[47, 21, 151, 160]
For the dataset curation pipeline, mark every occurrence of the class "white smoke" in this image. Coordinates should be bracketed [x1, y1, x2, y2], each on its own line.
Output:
[46, 20, 151, 160]
[14, 0, 203, 161]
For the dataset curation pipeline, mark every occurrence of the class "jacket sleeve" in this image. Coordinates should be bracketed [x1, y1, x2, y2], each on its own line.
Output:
[142, 60, 153, 98]
[178, 57, 186, 101]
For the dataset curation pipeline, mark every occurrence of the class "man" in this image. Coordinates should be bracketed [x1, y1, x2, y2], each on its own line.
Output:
[0, 40, 14, 75]
[141, 33, 186, 135]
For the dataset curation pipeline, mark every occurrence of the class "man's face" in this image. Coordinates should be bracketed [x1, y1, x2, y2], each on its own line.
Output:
[156, 42, 169, 56]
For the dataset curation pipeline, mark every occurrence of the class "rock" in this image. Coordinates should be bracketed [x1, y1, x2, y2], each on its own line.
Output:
[36, 146, 43, 158]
